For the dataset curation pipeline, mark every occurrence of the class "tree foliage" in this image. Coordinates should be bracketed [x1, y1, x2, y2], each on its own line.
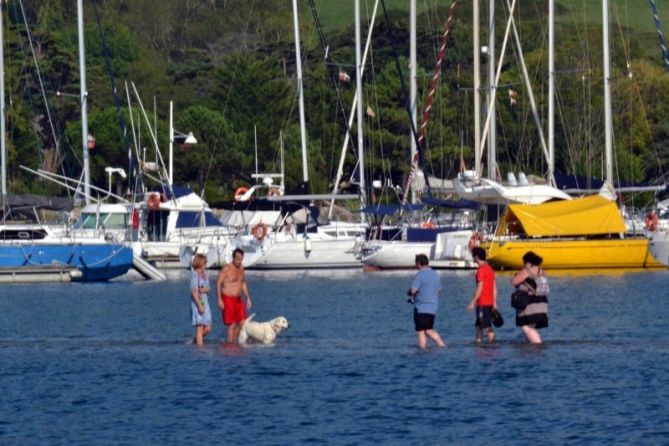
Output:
[2, 0, 668, 204]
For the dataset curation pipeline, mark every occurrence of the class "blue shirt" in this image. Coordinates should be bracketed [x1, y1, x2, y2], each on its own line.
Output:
[411, 267, 441, 315]
[190, 270, 212, 326]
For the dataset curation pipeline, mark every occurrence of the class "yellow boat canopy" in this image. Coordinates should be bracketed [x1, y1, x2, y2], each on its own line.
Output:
[496, 195, 627, 237]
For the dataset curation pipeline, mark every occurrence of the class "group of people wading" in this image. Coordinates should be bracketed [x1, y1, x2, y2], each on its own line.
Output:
[408, 249, 549, 349]
[188, 246, 549, 349]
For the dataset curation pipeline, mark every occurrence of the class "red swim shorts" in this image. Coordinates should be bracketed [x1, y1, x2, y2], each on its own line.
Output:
[222, 295, 247, 325]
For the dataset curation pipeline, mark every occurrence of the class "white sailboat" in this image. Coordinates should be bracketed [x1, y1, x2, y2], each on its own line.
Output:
[361, 1, 478, 270]
[245, 0, 369, 269]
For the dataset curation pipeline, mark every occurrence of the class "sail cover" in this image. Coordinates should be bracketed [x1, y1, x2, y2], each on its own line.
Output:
[497, 195, 627, 237]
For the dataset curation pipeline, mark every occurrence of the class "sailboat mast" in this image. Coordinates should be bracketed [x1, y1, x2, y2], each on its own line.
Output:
[602, 0, 614, 185]
[548, 0, 555, 180]
[355, 0, 366, 215]
[291, 0, 309, 183]
[409, 0, 417, 204]
[78, 0, 91, 203]
[487, 0, 496, 180]
[0, 1, 6, 197]
[473, 0, 481, 176]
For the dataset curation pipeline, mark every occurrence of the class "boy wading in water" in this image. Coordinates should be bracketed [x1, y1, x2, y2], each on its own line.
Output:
[190, 254, 212, 345]
[216, 248, 253, 343]
[467, 247, 497, 345]
[408, 254, 446, 349]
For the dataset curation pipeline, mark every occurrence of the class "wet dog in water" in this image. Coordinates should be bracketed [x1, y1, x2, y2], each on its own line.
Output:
[238, 313, 289, 344]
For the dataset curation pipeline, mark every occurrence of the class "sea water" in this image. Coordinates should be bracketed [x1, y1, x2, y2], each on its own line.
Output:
[0, 269, 668, 444]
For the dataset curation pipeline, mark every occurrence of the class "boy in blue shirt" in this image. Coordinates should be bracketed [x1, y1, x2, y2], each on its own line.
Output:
[408, 254, 446, 349]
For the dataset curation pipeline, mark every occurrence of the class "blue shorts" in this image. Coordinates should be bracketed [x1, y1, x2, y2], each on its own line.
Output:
[191, 295, 212, 326]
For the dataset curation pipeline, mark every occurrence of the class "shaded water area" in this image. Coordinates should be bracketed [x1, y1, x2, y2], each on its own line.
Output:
[1, 268, 668, 444]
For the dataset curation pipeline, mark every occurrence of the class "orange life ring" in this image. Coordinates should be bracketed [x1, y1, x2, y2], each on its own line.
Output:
[252, 222, 268, 241]
[147, 192, 161, 211]
[468, 231, 485, 251]
[645, 211, 659, 232]
[420, 221, 436, 229]
[234, 187, 249, 202]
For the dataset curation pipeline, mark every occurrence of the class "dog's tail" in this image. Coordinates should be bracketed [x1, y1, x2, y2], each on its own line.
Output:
[242, 313, 256, 326]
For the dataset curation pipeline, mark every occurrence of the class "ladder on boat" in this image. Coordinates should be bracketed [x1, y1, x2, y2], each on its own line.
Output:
[132, 254, 167, 281]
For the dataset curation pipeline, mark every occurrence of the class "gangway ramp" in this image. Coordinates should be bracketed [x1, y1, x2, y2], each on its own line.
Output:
[132, 254, 166, 281]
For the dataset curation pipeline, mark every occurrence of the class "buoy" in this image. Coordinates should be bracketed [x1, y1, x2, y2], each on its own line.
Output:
[420, 221, 436, 229]
[645, 211, 659, 232]
[304, 238, 312, 253]
[234, 187, 250, 202]
[252, 222, 268, 241]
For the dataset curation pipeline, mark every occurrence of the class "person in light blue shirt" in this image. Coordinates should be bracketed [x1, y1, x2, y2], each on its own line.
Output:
[408, 254, 446, 349]
[190, 254, 212, 345]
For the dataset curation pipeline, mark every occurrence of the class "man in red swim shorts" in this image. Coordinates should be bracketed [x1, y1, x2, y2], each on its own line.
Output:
[216, 248, 253, 342]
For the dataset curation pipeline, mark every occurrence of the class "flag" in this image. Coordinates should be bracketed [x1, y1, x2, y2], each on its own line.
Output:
[338, 69, 351, 83]
[508, 89, 518, 107]
[366, 105, 376, 119]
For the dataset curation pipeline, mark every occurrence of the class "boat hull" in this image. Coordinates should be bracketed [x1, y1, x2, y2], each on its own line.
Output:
[649, 231, 669, 267]
[250, 239, 361, 269]
[362, 242, 433, 269]
[361, 230, 477, 270]
[0, 243, 134, 281]
[483, 237, 664, 269]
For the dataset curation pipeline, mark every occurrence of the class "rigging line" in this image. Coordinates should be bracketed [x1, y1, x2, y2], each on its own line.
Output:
[367, 28, 387, 188]
[201, 0, 257, 194]
[8, 1, 45, 168]
[306, 0, 359, 157]
[380, 0, 458, 207]
[611, 0, 632, 75]
[17, 0, 63, 174]
[626, 68, 666, 182]
[379, 0, 422, 160]
[406, 0, 458, 201]
[649, 0, 669, 72]
[92, 0, 138, 195]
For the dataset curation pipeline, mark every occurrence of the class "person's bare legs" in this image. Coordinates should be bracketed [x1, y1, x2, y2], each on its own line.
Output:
[203, 325, 212, 339]
[426, 329, 446, 347]
[226, 324, 236, 343]
[226, 322, 243, 343]
[194, 325, 204, 346]
[416, 331, 427, 349]
[486, 328, 496, 344]
[475, 326, 483, 344]
[521, 325, 542, 344]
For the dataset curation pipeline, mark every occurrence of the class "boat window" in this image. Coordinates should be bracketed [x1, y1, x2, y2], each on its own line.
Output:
[103, 213, 128, 229]
[79, 213, 102, 229]
[0, 229, 48, 240]
[324, 231, 337, 237]
[204, 211, 223, 227]
[176, 211, 223, 228]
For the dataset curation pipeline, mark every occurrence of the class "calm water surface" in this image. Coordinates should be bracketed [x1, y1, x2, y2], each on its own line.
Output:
[1, 268, 668, 445]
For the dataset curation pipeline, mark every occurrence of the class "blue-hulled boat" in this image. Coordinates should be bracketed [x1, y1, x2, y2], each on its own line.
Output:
[0, 239, 133, 281]
[0, 202, 133, 282]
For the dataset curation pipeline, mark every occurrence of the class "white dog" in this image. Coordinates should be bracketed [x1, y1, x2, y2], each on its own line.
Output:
[238, 313, 289, 344]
